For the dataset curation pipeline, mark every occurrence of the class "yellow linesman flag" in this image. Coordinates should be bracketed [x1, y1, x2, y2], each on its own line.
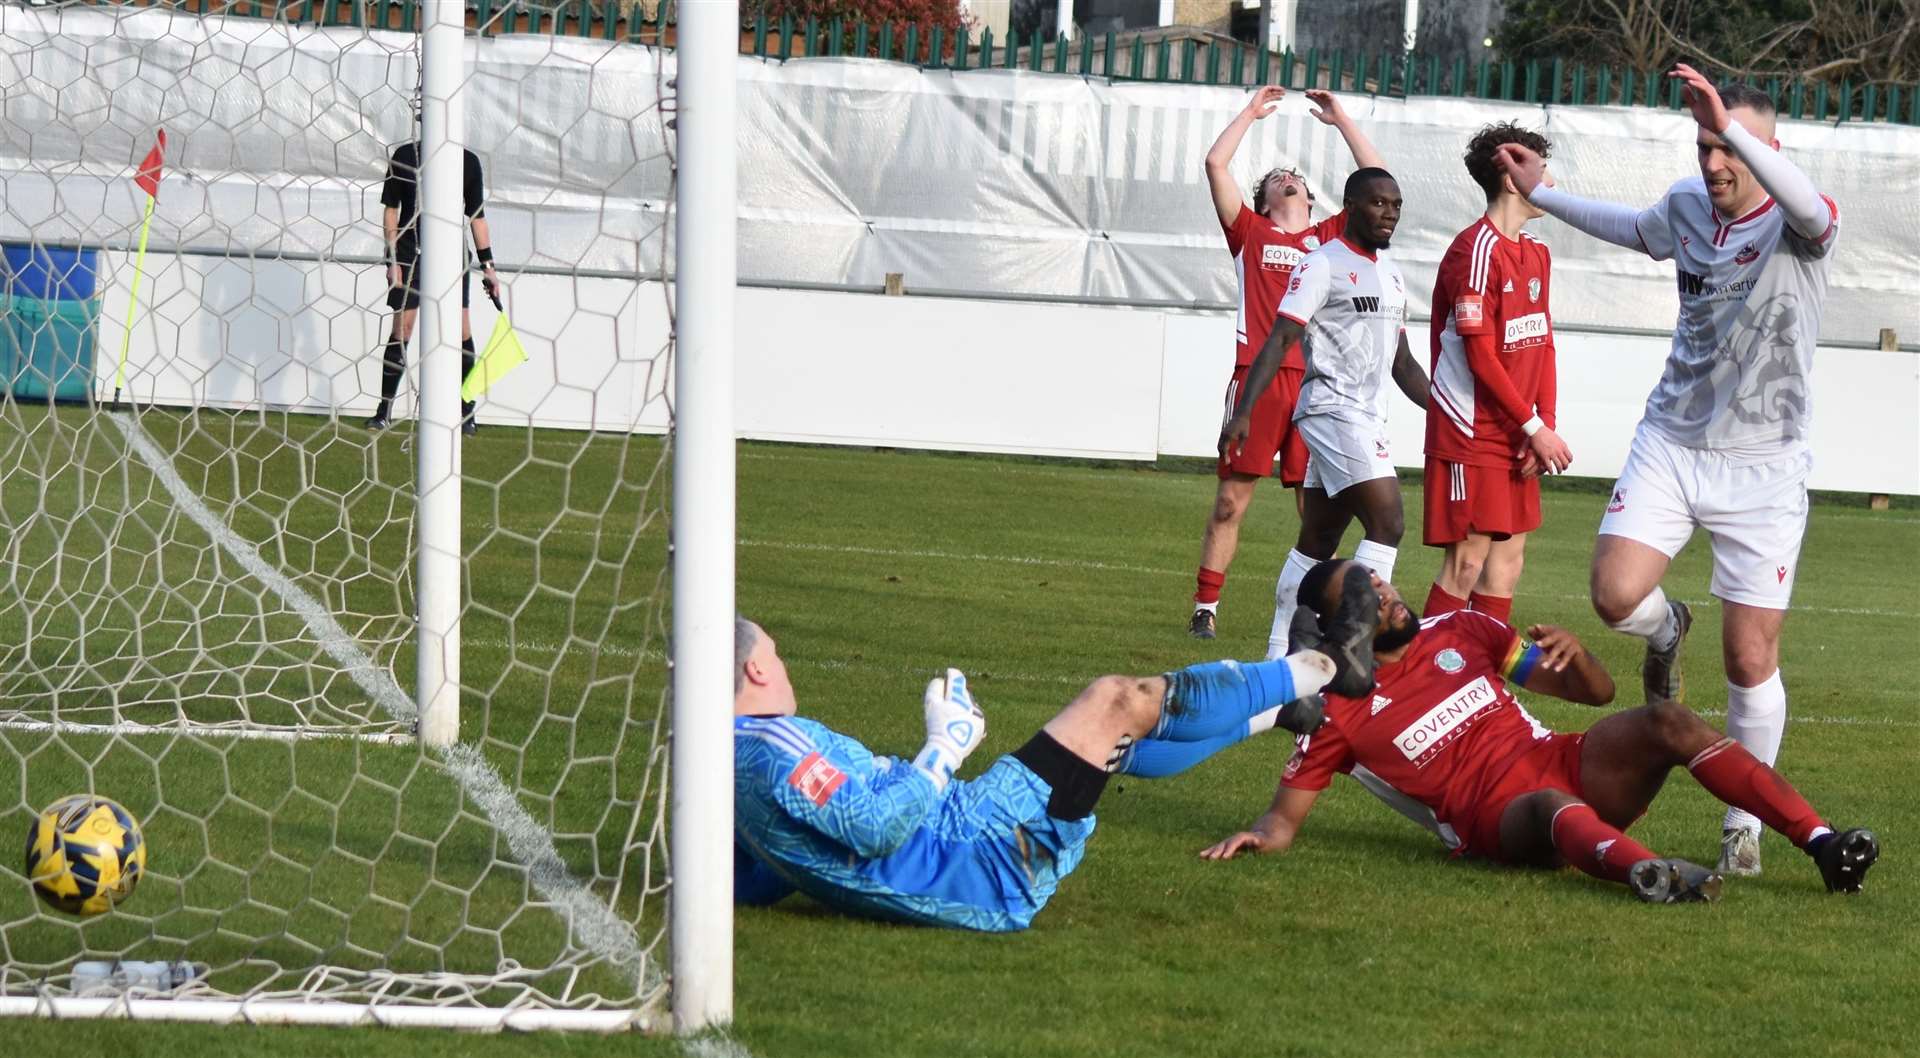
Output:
[461, 299, 526, 401]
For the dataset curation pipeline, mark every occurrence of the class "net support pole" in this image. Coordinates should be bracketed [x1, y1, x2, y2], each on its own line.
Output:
[671, 0, 738, 1034]
[416, 0, 465, 748]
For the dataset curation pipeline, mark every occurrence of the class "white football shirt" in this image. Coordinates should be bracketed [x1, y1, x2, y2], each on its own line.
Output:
[1632, 176, 1839, 460]
[1276, 235, 1410, 424]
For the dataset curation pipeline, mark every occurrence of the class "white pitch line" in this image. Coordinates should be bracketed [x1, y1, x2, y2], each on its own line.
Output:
[109, 413, 417, 723]
[1691, 708, 1919, 730]
[0, 716, 413, 745]
[465, 637, 1911, 725]
[109, 412, 651, 990]
[483, 526, 1920, 619]
[466, 637, 1084, 687]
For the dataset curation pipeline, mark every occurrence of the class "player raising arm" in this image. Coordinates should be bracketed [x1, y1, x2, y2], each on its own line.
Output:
[1421, 122, 1574, 625]
[1221, 168, 1429, 663]
[1496, 65, 1841, 877]
[1189, 87, 1385, 640]
[1199, 561, 1880, 904]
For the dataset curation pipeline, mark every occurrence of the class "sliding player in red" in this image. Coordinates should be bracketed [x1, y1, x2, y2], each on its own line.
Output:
[1422, 122, 1574, 623]
[1190, 86, 1385, 640]
[1200, 560, 1880, 903]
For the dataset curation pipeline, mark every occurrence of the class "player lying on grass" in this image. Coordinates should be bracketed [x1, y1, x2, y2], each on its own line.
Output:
[730, 608, 1373, 932]
[1198, 560, 1880, 903]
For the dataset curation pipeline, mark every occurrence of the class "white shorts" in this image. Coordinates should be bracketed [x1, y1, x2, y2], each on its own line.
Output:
[1296, 412, 1396, 498]
[1598, 424, 1811, 609]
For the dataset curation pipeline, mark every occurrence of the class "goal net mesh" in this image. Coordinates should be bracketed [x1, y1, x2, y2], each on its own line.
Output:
[0, 0, 678, 1029]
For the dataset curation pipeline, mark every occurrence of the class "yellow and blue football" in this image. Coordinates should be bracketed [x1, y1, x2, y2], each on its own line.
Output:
[24, 795, 147, 917]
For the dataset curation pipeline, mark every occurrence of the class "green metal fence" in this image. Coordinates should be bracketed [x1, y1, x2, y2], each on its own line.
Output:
[759, 21, 1912, 126]
[53, 1, 1920, 124]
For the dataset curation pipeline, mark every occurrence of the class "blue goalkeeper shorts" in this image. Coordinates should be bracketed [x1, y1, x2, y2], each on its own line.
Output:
[835, 755, 1097, 933]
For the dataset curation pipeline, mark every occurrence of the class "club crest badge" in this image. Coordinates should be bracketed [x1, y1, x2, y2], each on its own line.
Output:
[1528, 277, 1541, 303]
[1303, 235, 1321, 250]
[1435, 649, 1466, 674]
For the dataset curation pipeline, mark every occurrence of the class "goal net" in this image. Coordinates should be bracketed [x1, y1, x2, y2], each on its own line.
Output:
[0, 0, 729, 1032]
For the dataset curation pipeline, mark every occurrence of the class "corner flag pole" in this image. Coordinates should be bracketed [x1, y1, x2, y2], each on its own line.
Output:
[115, 130, 166, 410]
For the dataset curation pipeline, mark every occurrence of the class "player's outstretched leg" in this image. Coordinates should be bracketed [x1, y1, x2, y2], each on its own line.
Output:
[1108, 697, 1321, 778]
[1503, 790, 1723, 903]
[1153, 654, 1332, 742]
[1580, 702, 1878, 894]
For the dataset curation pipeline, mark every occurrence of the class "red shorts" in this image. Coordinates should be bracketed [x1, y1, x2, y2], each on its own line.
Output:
[1454, 732, 1586, 860]
[1220, 365, 1307, 485]
[1423, 457, 1543, 546]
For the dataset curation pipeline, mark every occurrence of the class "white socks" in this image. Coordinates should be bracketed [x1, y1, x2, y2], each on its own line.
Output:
[1352, 539, 1398, 582]
[1245, 706, 1282, 737]
[1607, 585, 1678, 650]
[1264, 542, 1397, 660]
[1265, 549, 1319, 659]
[1723, 670, 1788, 833]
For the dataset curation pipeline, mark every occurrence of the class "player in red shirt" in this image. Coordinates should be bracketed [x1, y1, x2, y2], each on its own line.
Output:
[1422, 122, 1575, 626]
[1199, 560, 1880, 902]
[1189, 85, 1385, 641]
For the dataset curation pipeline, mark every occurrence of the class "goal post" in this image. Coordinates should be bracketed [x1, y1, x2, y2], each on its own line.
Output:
[0, 0, 731, 1033]
[669, 0, 738, 1034]
[414, 0, 465, 751]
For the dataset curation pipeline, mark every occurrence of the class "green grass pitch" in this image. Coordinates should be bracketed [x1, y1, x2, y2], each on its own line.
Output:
[2, 406, 1914, 1057]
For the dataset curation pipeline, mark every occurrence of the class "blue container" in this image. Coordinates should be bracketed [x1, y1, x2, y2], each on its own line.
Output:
[2, 244, 100, 301]
[3, 295, 100, 402]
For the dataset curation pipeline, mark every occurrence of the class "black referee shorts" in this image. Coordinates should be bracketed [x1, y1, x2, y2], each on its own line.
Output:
[387, 257, 471, 312]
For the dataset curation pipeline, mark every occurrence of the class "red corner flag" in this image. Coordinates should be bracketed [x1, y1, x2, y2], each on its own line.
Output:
[133, 130, 167, 198]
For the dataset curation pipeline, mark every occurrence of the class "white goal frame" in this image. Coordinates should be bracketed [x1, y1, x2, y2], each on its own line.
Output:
[0, 0, 736, 1035]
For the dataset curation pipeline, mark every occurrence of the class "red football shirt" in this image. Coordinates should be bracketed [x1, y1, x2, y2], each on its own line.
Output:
[1281, 610, 1549, 833]
[1224, 204, 1348, 369]
[1425, 219, 1557, 468]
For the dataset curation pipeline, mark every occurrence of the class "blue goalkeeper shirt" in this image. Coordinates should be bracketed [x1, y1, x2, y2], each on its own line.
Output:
[733, 713, 1094, 932]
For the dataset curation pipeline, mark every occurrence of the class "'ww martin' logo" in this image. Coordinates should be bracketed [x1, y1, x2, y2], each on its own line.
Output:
[1350, 295, 1381, 313]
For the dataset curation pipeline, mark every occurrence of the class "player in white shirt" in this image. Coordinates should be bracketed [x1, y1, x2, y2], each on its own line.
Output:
[1221, 167, 1430, 663]
[1496, 65, 1840, 877]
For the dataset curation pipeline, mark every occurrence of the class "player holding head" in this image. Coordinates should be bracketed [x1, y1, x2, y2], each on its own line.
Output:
[1199, 561, 1881, 903]
[1221, 168, 1430, 663]
[730, 612, 1372, 932]
[1496, 65, 1840, 877]
[1189, 86, 1386, 640]
[1420, 122, 1575, 626]
[365, 108, 500, 435]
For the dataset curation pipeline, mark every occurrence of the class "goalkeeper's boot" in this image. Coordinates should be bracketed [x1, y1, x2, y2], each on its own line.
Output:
[1815, 828, 1878, 894]
[1319, 564, 1381, 698]
[462, 401, 479, 437]
[365, 402, 392, 432]
[1273, 693, 1326, 737]
[1188, 608, 1217, 640]
[1628, 858, 1723, 904]
[1640, 599, 1692, 705]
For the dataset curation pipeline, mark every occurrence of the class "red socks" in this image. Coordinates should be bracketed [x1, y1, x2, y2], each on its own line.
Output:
[1688, 738, 1826, 847]
[1423, 583, 1467, 618]
[1468, 592, 1513, 623]
[1425, 586, 1514, 623]
[1194, 567, 1225, 606]
[1550, 802, 1658, 884]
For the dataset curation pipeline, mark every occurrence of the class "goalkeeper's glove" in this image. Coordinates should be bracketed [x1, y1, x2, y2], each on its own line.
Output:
[912, 668, 986, 790]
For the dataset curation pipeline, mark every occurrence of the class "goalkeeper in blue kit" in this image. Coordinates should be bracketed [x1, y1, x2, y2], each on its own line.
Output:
[733, 579, 1379, 932]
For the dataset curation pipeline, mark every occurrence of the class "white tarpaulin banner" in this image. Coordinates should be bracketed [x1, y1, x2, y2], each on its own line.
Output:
[3, 6, 1917, 346]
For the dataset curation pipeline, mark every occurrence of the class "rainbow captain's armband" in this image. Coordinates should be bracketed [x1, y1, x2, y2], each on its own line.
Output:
[1502, 639, 1544, 686]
